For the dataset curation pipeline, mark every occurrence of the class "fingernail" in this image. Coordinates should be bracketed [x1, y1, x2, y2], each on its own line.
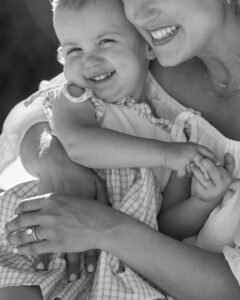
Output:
[36, 262, 45, 270]
[87, 264, 95, 273]
[69, 273, 77, 282]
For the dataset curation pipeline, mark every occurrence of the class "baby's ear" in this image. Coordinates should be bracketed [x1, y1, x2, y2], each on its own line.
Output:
[145, 44, 156, 60]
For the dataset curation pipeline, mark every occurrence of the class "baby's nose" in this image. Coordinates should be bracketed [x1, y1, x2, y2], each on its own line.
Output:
[82, 53, 104, 70]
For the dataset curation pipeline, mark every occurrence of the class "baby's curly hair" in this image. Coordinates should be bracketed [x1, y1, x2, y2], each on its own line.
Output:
[51, 0, 96, 11]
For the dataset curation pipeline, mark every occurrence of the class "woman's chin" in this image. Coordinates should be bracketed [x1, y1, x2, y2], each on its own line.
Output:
[155, 52, 183, 67]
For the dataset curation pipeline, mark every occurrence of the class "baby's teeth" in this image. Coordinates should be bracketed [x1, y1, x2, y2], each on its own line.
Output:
[93, 72, 111, 81]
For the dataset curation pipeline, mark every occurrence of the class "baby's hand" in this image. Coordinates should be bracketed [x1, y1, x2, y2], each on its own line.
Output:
[166, 142, 221, 177]
[65, 83, 85, 98]
[190, 153, 235, 204]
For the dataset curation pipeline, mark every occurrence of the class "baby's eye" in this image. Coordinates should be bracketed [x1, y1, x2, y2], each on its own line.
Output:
[98, 39, 116, 46]
[66, 47, 83, 57]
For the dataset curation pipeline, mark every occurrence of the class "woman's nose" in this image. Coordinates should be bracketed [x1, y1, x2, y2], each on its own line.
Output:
[123, 0, 160, 27]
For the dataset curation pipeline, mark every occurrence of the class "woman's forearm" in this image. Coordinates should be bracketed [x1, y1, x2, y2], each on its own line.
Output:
[99, 213, 240, 300]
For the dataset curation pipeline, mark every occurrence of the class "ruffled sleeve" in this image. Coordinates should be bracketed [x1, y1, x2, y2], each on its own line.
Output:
[0, 75, 65, 176]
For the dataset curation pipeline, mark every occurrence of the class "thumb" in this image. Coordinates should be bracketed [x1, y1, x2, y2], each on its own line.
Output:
[224, 153, 235, 175]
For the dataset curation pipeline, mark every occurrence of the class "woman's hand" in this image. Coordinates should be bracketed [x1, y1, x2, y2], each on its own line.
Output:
[165, 142, 221, 177]
[5, 194, 117, 256]
[19, 122, 108, 280]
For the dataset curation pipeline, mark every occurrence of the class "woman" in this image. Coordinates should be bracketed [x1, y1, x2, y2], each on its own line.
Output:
[2, 0, 240, 299]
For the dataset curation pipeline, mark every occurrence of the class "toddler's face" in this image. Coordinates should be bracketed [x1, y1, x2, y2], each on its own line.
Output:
[53, 0, 153, 102]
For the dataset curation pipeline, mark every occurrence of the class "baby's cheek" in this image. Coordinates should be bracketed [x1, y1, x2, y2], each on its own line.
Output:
[64, 61, 88, 89]
[63, 61, 75, 82]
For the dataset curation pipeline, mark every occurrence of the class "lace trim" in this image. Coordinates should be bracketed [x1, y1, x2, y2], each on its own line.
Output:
[91, 96, 175, 133]
[43, 87, 200, 141]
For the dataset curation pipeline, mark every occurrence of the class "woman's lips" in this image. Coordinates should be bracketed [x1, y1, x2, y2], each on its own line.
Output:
[149, 25, 180, 46]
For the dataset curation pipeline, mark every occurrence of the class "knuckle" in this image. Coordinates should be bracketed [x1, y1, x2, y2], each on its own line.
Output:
[15, 232, 26, 246]
[26, 246, 38, 256]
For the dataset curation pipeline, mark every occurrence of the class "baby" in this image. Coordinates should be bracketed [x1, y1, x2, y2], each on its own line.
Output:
[48, 0, 230, 240]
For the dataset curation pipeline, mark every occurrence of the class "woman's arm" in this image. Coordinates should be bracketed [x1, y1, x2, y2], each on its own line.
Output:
[6, 195, 240, 300]
[102, 213, 240, 300]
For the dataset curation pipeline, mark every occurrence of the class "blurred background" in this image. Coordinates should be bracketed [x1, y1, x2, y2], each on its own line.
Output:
[0, 0, 62, 130]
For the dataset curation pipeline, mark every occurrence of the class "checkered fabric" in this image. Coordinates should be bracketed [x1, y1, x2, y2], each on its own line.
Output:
[0, 170, 174, 299]
[0, 82, 176, 299]
[0, 181, 94, 300]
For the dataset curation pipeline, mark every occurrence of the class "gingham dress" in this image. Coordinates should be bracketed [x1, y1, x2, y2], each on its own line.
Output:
[0, 86, 177, 299]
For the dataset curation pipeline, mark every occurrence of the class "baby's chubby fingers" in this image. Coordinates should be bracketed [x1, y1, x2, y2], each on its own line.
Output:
[192, 155, 210, 181]
[200, 158, 222, 184]
[224, 153, 235, 175]
[197, 145, 222, 166]
[189, 163, 211, 189]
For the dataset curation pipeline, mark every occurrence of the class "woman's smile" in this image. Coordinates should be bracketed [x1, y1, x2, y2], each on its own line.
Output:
[149, 25, 180, 46]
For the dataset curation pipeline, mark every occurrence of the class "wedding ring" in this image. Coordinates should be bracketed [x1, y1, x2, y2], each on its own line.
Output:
[26, 227, 39, 243]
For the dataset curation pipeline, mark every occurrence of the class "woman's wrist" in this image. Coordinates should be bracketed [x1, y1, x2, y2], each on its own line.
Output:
[96, 207, 127, 251]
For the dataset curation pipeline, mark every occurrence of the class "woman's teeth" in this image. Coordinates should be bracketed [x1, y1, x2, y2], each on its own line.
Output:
[91, 72, 113, 82]
[150, 25, 178, 41]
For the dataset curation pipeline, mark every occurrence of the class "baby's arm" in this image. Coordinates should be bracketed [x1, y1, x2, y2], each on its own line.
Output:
[158, 173, 205, 240]
[52, 86, 219, 174]
[158, 154, 234, 240]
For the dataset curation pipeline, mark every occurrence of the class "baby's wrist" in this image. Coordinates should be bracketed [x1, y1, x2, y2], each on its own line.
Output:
[196, 194, 222, 207]
[162, 142, 175, 169]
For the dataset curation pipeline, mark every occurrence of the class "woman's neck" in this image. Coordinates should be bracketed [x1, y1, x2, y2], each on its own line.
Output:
[198, 10, 240, 98]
